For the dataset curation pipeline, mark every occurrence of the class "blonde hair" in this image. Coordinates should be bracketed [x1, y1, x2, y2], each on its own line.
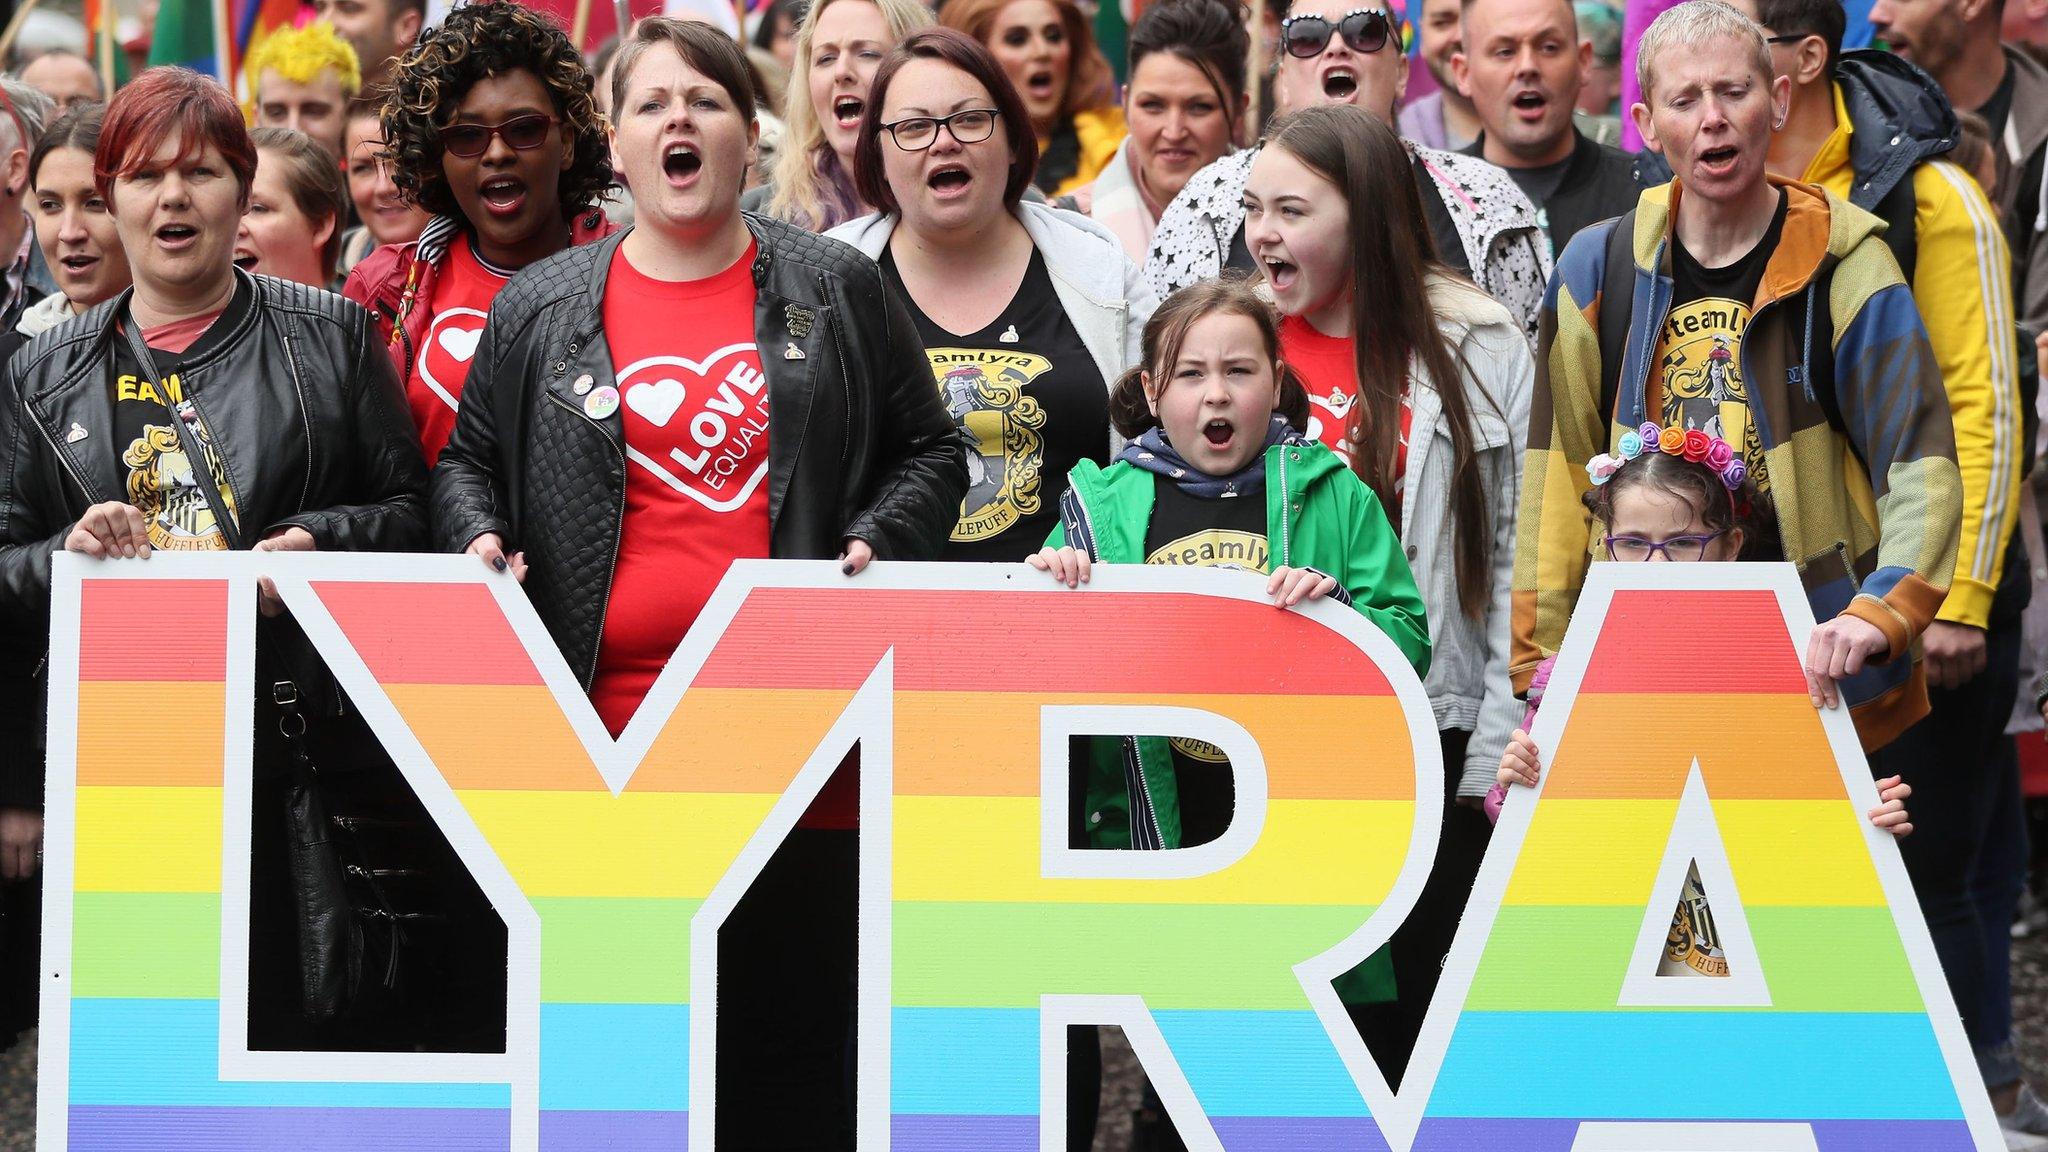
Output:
[765, 0, 934, 230]
[1634, 0, 1770, 106]
[243, 22, 362, 112]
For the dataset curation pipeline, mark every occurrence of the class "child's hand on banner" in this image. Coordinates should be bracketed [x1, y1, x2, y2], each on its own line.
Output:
[1027, 546, 1092, 588]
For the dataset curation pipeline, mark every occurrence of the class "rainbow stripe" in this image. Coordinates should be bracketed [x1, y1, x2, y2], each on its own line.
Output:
[43, 558, 1437, 1149]
[48, 558, 1985, 1150]
[881, 583, 1428, 1148]
[1410, 571, 1999, 1150]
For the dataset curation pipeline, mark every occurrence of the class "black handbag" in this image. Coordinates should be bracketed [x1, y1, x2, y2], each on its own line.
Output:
[119, 315, 416, 1024]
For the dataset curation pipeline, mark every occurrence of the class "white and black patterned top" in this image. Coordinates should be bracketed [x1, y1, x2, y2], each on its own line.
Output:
[1143, 142, 1553, 348]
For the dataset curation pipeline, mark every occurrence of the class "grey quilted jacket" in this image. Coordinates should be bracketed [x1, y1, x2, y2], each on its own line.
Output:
[430, 214, 970, 687]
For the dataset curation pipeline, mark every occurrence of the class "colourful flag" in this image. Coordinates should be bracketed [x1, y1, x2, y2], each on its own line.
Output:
[145, 0, 300, 96]
[83, 0, 134, 90]
[142, 0, 227, 78]
[236, 0, 311, 86]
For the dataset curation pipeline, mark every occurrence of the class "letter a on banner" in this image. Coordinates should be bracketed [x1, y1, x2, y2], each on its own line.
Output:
[1403, 564, 2003, 1152]
[36, 555, 1443, 1152]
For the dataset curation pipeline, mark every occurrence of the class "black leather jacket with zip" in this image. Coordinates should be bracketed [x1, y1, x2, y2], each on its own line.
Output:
[0, 272, 430, 804]
[429, 213, 970, 688]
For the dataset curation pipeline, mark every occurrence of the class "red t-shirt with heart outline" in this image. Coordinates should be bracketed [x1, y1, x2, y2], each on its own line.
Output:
[592, 240, 773, 739]
[411, 239, 512, 464]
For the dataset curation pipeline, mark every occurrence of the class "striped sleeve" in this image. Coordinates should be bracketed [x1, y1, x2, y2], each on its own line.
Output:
[1915, 161, 2021, 627]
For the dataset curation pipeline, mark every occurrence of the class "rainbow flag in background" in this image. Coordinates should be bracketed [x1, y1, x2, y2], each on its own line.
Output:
[81, 0, 132, 89]
[144, 0, 301, 94]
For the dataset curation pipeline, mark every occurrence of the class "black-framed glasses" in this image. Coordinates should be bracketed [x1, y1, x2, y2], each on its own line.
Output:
[880, 108, 1000, 151]
[1603, 530, 1728, 562]
[442, 114, 560, 159]
[1280, 9, 1395, 58]
[1763, 32, 1810, 44]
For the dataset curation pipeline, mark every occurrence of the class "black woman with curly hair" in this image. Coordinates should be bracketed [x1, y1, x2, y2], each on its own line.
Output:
[344, 0, 616, 465]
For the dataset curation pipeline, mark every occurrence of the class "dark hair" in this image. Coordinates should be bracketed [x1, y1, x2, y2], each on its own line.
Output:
[611, 16, 760, 125]
[1754, 0, 1844, 67]
[938, 0, 1117, 118]
[1108, 274, 1311, 440]
[382, 2, 612, 223]
[1581, 450, 1767, 558]
[30, 102, 104, 188]
[854, 27, 1038, 213]
[752, 0, 806, 51]
[1127, 0, 1248, 135]
[251, 126, 348, 281]
[96, 67, 258, 205]
[344, 90, 386, 127]
[1262, 104, 1497, 619]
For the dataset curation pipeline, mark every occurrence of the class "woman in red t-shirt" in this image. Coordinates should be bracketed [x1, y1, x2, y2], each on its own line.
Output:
[1242, 104, 1534, 1079]
[434, 20, 966, 1148]
[343, 2, 617, 464]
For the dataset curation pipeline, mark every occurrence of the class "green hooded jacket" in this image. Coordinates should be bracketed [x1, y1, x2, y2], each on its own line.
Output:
[1048, 440, 1429, 1003]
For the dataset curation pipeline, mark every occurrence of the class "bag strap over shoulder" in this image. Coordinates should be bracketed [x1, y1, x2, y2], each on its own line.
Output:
[1596, 209, 1638, 427]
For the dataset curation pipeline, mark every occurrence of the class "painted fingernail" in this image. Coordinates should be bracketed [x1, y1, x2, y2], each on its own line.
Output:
[842, 561, 856, 576]
[492, 555, 508, 572]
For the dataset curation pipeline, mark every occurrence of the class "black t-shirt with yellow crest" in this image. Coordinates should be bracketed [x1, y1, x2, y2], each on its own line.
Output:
[1141, 476, 1268, 845]
[109, 284, 250, 551]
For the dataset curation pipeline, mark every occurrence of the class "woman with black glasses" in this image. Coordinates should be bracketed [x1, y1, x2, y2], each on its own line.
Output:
[829, 27, 1153, 566]
[343, 1, 616, 464]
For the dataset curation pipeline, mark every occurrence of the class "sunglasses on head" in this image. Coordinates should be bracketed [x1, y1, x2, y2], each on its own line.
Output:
[441, 113, 559, 159]
[1280, 8, 1395, 58]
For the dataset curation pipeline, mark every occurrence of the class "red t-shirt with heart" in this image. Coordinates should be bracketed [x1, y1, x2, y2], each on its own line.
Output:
[592, 240, 772, 740]
[1280, 314, 1413, 526]
[411, 239, 512, 465]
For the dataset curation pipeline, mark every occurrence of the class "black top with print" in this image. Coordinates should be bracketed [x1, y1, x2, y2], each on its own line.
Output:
[883, 247, 1109, 562]
[1142, 474, 1269, 846]
[110, 283, 252, 551]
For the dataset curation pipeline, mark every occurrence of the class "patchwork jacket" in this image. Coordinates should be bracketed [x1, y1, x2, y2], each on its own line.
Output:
[1511, 176, 1962, 751]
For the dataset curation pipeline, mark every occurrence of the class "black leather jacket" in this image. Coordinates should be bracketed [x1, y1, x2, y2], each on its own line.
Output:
[430, 214, 969, 688]
[0, 273, 429, 801]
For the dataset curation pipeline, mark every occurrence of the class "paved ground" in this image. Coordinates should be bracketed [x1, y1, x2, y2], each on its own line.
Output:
[1, 931, 2043, 1149]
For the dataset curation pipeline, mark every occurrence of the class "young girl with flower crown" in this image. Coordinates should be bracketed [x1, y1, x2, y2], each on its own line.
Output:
[1495, 430, 1913, 976]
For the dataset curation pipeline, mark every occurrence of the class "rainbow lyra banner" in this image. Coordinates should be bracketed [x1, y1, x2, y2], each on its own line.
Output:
[38, 554, 2003, 1150]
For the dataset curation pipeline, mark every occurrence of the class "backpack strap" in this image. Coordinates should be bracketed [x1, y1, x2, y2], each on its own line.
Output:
[1596, 209, 1638, 426]
[1872, 173, 1919, 285]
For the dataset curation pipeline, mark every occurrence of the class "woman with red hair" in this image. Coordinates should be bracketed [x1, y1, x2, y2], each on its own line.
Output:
[0, 67, 493, 1052]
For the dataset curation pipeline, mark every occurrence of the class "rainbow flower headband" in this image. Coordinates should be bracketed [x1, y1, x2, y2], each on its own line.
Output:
[1587, 423, 1748, 490]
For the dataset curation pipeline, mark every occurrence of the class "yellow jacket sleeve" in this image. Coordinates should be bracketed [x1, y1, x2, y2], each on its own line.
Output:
[1510, 237, 1610, 691]
[1912, 161, 2021, 627]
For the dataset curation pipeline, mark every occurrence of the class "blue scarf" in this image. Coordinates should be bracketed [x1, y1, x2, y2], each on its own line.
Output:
[1117, 417, 1303, 498]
